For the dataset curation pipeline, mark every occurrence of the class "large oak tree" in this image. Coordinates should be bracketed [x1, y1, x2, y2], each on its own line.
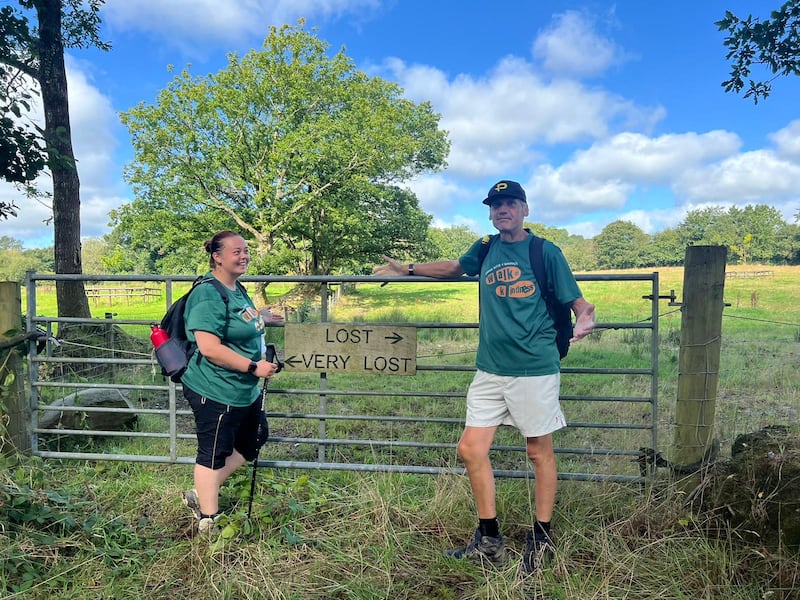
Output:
[115, 22, 449, 280]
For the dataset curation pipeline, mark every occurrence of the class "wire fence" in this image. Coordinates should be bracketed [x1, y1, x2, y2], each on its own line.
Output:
[22, 272, 662, 484]
[21, 269, 800, 483]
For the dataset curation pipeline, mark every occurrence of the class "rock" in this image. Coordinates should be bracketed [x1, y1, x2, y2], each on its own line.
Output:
[695, 425, 800, 551]
[38, 388, 137, 431]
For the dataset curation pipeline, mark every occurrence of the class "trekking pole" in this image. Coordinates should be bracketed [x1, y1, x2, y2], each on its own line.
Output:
[247, 343, 282, 520]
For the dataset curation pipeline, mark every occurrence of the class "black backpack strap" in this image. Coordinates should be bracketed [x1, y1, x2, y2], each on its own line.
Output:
[529, 235, 551, 304]
[201, 277, 233, 341]
[187, 277, 233, 368]
[476, 234, 497, 270]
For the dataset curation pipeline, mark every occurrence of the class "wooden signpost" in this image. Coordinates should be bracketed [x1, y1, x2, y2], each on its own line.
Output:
[283, 324, 417, 375]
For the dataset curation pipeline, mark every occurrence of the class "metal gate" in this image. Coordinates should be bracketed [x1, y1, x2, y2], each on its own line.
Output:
[24, 272, 660, 483]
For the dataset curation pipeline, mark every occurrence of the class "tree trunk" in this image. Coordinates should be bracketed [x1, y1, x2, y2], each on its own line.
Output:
[36, 0, 91, 321]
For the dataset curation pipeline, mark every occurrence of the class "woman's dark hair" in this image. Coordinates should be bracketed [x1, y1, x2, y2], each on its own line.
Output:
[205, 230, 240, 268]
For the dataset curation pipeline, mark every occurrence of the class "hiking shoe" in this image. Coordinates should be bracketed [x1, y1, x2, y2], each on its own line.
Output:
[521, 530, 555, 575]
[197, 513, 221, 535]
[445, 528, 509, 567]
[183, 489, 221, 534]
[182, 489, 202, 520]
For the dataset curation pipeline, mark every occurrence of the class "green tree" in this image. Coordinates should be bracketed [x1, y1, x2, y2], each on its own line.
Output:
[779, 222, 800, 263]
[676, 204, 792, 265]
[526, 222, 596, 270]
[0, 236, 52, 281]
[24, 244, 54, 272]
[717, 1, 800, 103]
[650, 227, 685, 266]
[422, 225, 479, 262]
[677, 206, 734, 249]
[80, 237, 108, 274]
[594, 220, 650, 270]
[117, 22, 449, 279]
[526, 223, 571, 247]
[562, 235, 596, 271]
[0, 0, 109, 319]
[0, 5, 47, 216]
[728, 204, 792, 263]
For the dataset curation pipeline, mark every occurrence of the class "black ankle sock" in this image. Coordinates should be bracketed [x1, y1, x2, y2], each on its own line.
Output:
[534, 520, 551, 537]
[479, 517, 500, 538]
[200, 512, 219, 520]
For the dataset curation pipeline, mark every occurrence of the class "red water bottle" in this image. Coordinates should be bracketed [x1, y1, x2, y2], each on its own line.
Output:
[150, 324, 169, 348]
[150, 324, 186, 377]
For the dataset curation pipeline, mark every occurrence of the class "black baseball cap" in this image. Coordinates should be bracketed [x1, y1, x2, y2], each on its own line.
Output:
[482, 180, 527, 205]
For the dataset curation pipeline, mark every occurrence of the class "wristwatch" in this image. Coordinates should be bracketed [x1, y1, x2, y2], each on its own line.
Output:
[247, 360, 258, 374]
[408, 263, 414, 276]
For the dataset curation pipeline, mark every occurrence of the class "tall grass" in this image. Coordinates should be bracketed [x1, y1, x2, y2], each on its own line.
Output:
[3, 265, 799, 599]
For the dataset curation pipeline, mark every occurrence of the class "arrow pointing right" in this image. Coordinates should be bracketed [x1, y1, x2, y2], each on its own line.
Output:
[384, 332, 404, 344]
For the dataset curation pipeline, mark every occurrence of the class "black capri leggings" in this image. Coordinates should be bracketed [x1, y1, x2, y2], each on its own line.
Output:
[183, 385, 259, 469]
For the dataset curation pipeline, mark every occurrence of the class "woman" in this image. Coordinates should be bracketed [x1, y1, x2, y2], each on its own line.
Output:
[180, 230, 283, 533]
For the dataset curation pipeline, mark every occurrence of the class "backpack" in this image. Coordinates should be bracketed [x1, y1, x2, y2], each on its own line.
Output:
[477, 231, 573, 359]
[156, 276, 245, 382]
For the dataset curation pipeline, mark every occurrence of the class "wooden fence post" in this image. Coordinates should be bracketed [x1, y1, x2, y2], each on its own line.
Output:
[0, 281, 30, 454]
[670, 246, 727, 490]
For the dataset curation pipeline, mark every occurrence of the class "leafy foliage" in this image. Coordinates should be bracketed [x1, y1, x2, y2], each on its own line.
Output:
[421, 225, 479, 262]
[717, 1, 800, 103]
[116, 21, 448, 276]
[594, 220, 651, 269]
[0, 235, 54, 281]
[0, 0, 110, 320]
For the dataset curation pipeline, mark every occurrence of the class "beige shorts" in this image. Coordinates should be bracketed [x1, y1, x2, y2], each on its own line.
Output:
[465, 370, 566, 438]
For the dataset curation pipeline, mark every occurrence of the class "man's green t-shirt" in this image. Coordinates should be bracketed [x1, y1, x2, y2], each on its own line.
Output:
[181, 276, 264, 407]
[459, 234, 582, 377]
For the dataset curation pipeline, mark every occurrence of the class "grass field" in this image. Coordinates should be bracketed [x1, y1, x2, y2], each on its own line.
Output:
[2, 264, 799, 599]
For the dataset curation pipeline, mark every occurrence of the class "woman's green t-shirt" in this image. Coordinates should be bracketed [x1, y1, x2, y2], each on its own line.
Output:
[181, 276, 264, 406]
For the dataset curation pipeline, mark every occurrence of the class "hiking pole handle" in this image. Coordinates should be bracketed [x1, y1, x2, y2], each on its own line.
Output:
[264, 342, 283, 372]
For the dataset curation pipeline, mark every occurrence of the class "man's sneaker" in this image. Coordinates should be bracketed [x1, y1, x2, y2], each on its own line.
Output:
[182, 489, 202, 520]
[521, 530, 555, 575]
[445, 529, 509, 567]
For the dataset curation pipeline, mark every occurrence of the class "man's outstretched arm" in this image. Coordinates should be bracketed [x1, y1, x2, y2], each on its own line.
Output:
[570, 297, 595, 342]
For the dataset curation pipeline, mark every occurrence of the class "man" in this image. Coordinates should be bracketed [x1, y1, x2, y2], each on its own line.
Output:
[373, 180, 595, 574]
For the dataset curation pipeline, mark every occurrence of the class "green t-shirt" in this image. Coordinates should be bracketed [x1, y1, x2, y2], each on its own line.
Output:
[459, 234, 582, 377]
[180, 276, 264, 407]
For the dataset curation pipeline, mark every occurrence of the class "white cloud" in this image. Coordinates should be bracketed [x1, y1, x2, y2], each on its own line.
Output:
[675, 150, 800, 207]
[770, 119, 800, 159]
[385, 55, 665, 181]
[533, 10, 625, 78]
[564, 131, 742, 183]
[524, 163, 633, 222]
[615, 208, 683, 234]
[0, 56, 125, 247]
[101, 0, 381, 48]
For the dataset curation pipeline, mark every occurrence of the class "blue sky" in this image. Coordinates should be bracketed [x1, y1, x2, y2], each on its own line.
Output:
[3, 0, 800, 249]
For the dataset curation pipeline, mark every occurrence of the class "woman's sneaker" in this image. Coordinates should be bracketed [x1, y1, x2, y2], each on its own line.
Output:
[445, 528, 509, 567]
[197, 513, 221, 534]
[521, 530, 554, 575]
[182, 489, 220, 534]
[182, 489, 202, 520]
